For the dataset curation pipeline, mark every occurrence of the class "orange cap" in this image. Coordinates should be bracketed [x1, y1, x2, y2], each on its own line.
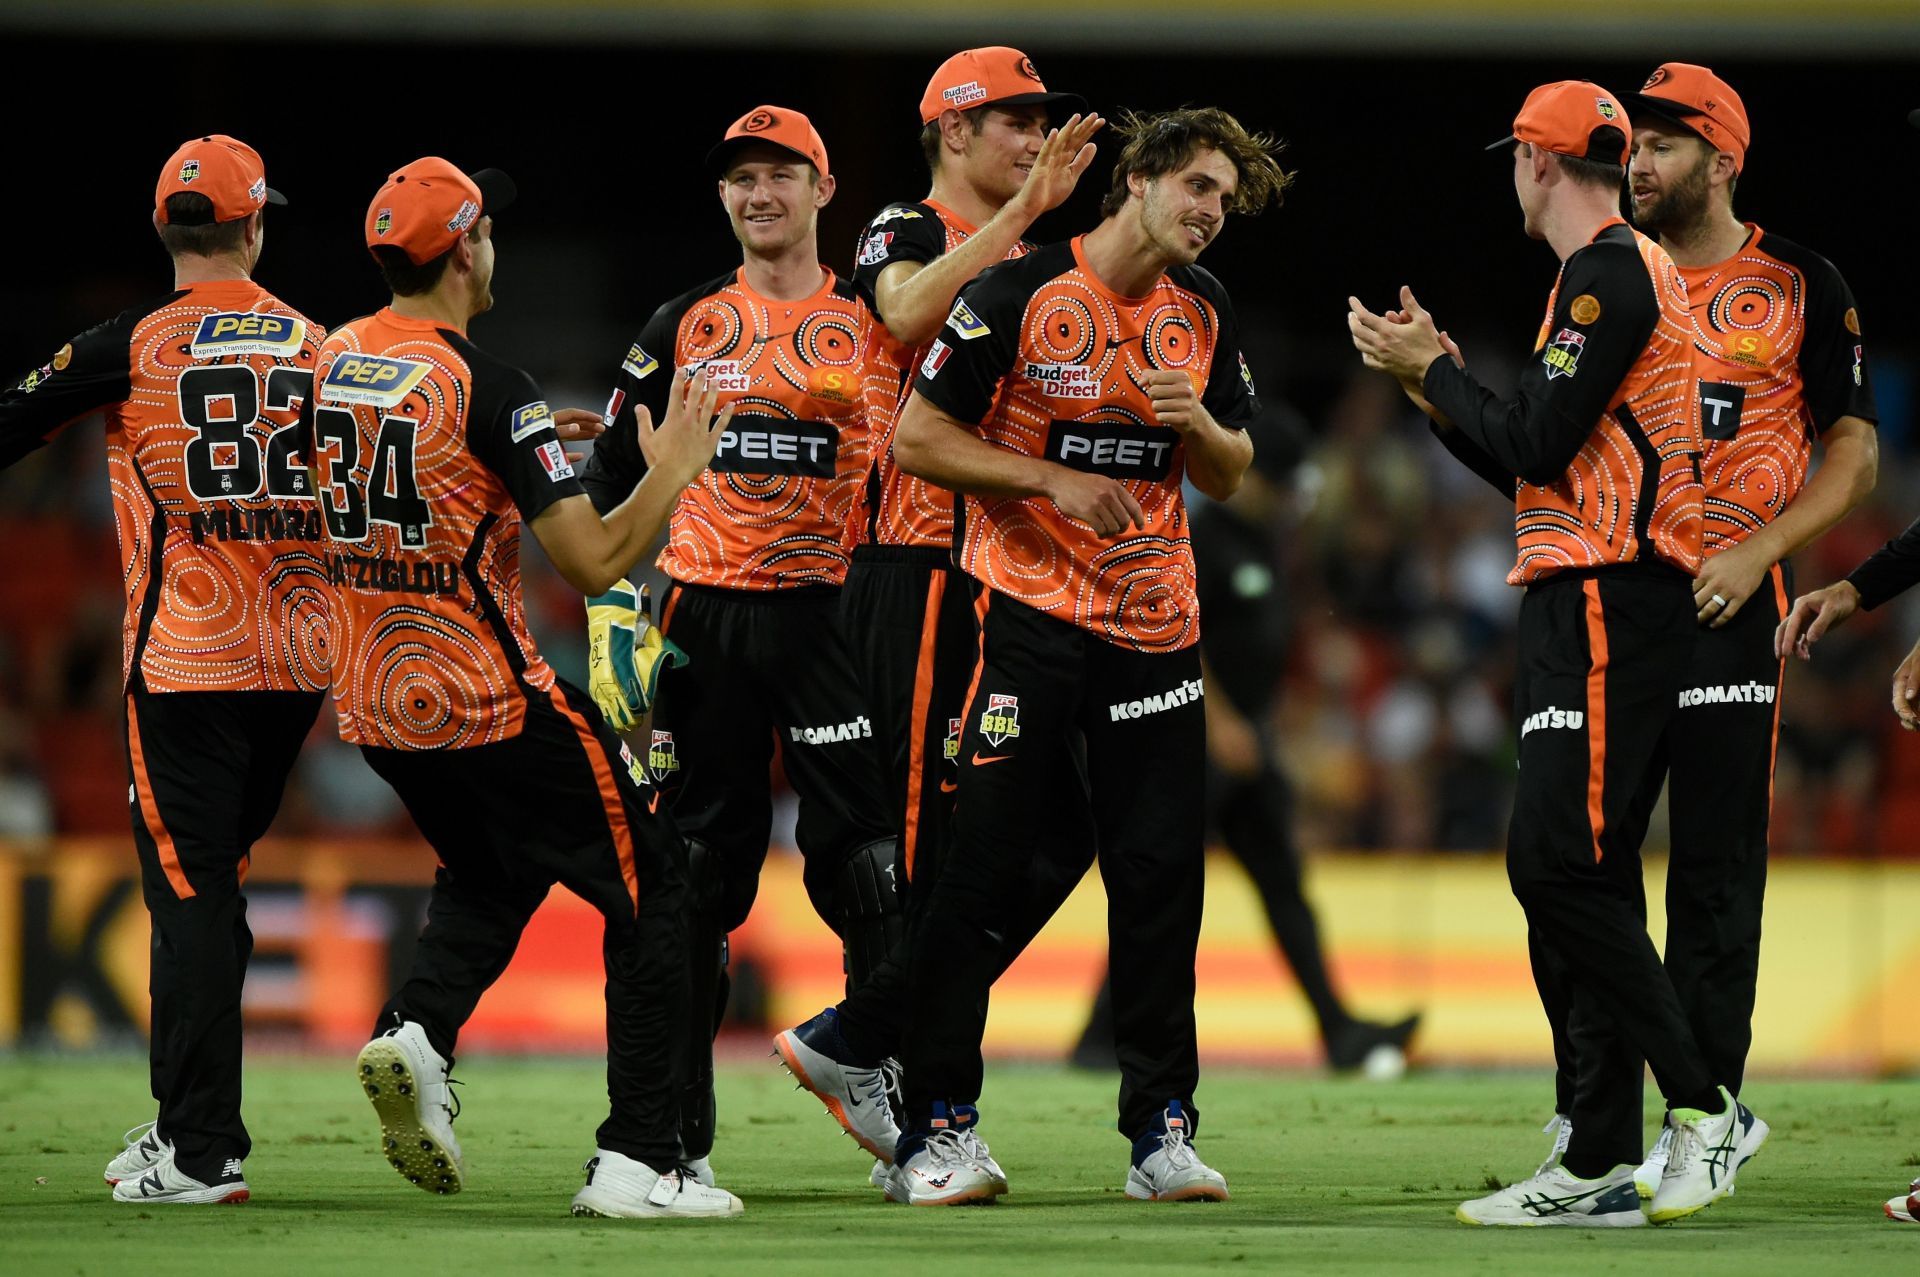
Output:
[1487, 81, 1631, 165]
[155, 135, 284, 224]
[365, 157, 516, 267]
[706, 106, 830, 178]
[1629, 63, 1751, 172]
[918, 46, 1086, 125]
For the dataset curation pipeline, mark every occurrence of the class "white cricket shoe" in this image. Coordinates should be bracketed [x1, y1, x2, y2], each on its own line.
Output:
[570, 1149, 743, 1218]
[870, 1158, 908, 1203]
[357, 1019, 463, 1196]
[901, 1128, 1005, 1206]
[685, 1155, 714, 1188]
[1885, 1178, 1919, 1223]
[1456, 1163, 1645, 1227]
[111, 1151, 249, 1205]
[772, 1008, 901, 1162]
[1646, 1087, 1766, 1223]
[1125, 1101, 1229, 1202]
[104, 1119, 169, 1186]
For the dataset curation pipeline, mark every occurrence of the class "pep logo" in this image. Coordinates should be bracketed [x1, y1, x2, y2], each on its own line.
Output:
[320, 353, 430, 408]
[621, 344, 659, 380]
[509, 400, 555, 442]
[190, 312, 307, 358]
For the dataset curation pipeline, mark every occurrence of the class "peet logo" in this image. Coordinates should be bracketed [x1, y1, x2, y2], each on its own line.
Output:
[1699, 382, 1747, 441]
[321, 353, 430, 408]
[1044, 419, 1177, 482]
[1108, 676, 1205, 721]
[1521, 706, 1585, 738]
[190, 312, 306, 359]
[509, 400, 554, 442]
[1023, 361, 1099, 399]
[979, 693, 1020, 747]
[711, 414, 838, 478]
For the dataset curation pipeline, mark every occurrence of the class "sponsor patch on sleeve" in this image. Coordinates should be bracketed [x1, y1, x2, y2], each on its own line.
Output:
[536, 439, 576, 482]
[509, 400, 555, 443]
[1237, 351, 1257, 398]
[947, 300, 990, 340]
[604, 387, 626, 425]
[921, 339, 951, 379]
[1542, 328, 1585, 380]
[857, 230, 895, 268]
[621, 344, 659, 379]
[190, 312, 307, 359]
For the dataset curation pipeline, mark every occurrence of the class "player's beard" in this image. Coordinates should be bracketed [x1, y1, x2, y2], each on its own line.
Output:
[1632, 151, 1713, 236]
[1142, 183, 1210, 266]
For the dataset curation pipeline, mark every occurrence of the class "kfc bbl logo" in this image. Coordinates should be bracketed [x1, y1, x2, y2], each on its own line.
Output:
[648, 729, 679, 781]
[979, 694, 1020, 747]
[944, 716, 962, 764]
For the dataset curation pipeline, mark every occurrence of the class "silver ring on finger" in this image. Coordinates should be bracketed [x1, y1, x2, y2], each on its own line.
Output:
[1710, 594, 1728, 608]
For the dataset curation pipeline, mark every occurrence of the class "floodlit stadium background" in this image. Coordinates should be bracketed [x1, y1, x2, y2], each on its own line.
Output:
[1, 2, 1917, 1070]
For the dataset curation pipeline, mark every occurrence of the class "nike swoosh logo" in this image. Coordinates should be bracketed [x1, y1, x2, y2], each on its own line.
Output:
[971, 753, 1013, 766]
[939, 779, 958, 793]
[648, 792, 661, 814]
[1106, 335, 1145, 350]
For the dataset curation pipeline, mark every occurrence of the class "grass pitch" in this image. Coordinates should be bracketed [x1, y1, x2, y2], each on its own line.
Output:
[2, 1056, 1915, 1275]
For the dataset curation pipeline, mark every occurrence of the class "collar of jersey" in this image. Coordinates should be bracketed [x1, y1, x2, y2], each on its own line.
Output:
[923, 199, 977, 238]
[1071, 235, 1158, 308]
[377, 307, 462, 333]
[731, 265, 838, 307]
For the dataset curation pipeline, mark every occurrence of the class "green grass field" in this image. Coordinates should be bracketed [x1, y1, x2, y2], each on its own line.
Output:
[2, 1057, 1914, 1275]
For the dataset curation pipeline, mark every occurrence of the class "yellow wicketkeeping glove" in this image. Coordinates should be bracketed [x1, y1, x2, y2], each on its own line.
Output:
[586, 581, 687, 732]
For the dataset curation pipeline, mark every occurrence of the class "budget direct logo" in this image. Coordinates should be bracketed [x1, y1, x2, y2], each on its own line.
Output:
[1023, 361, 1099, 399]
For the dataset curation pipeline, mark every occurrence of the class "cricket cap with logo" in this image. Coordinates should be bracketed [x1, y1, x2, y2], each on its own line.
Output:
[707, 106, 831, 178]
[364, 157, 517, 266]
[155, 135, 285, 225]
[1485, 80, 1631, 165]
[1627, 63, 1751, 172]
[918, 46, 1087, 125]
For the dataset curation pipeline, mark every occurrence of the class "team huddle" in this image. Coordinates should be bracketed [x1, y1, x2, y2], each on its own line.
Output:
[2, 43, 1916, 1227]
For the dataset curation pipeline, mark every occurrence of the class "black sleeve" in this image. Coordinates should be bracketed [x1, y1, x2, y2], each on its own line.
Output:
[453, 338, 586, 522]
[851, 203, 948, 314]
[1422, 236, 1661, 487]
[580, 301, 681, 515]
[0, 302, 155, 469]
[1793, 251, 1877, 433]
[1185, 267, 1259, 430]
[1845, 518, 1920, 612]
[910, 259, 1032, 426]
[1430, 419, 1517, 496]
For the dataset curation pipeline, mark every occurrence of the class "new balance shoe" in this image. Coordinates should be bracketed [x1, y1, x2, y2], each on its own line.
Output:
[897, 1103, 1005, 1206]
[104, 1119, 169, 1186]
[111, 1152, 249, 1205]
[357, 1019, 464, 1195]
[1646, 1087, 1766, 1223]
[772, 1007, 901, 1161]
[1125, 1101, 1229, 1202]
[1455, 1163, 1645, 1227]
[1885, 1178, 1919, 1223]
[570, 1149, 743, 1218]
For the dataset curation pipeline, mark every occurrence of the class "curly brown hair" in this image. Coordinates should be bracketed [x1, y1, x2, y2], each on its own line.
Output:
[1099, 107, 1294, 219]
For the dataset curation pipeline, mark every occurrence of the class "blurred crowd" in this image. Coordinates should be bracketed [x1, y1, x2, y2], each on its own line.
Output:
[3, 316, 1916, 858]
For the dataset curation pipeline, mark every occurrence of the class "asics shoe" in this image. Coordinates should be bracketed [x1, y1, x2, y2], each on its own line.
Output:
[570, 1149, 743, 1218]
[1886, 1178, 1919, 1223]
[773, 1007, 902, 1161]
[1455, 1163, 1645, 1227]
[111, 1151, 249, 1205]
[104, 1119, 169, 1186]
[1125, 1101, 1229, 1202]
[357, 1019, 463, 1195]
[1647, 1087, 1765, 1223]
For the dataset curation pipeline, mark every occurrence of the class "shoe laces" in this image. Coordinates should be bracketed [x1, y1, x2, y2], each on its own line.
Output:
[123, 1120, 160, 1151]
[1642, 1126, 1675, 1177]
[1536, 1114, 1572, 1177]
[1153, 1120, 1199, 1172]
[879, 1058, 905, 1125]
[443, 1075, 463, 1124]
[1665, 1113, 1705, 1174]
[922, 1129, 972, 1169]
